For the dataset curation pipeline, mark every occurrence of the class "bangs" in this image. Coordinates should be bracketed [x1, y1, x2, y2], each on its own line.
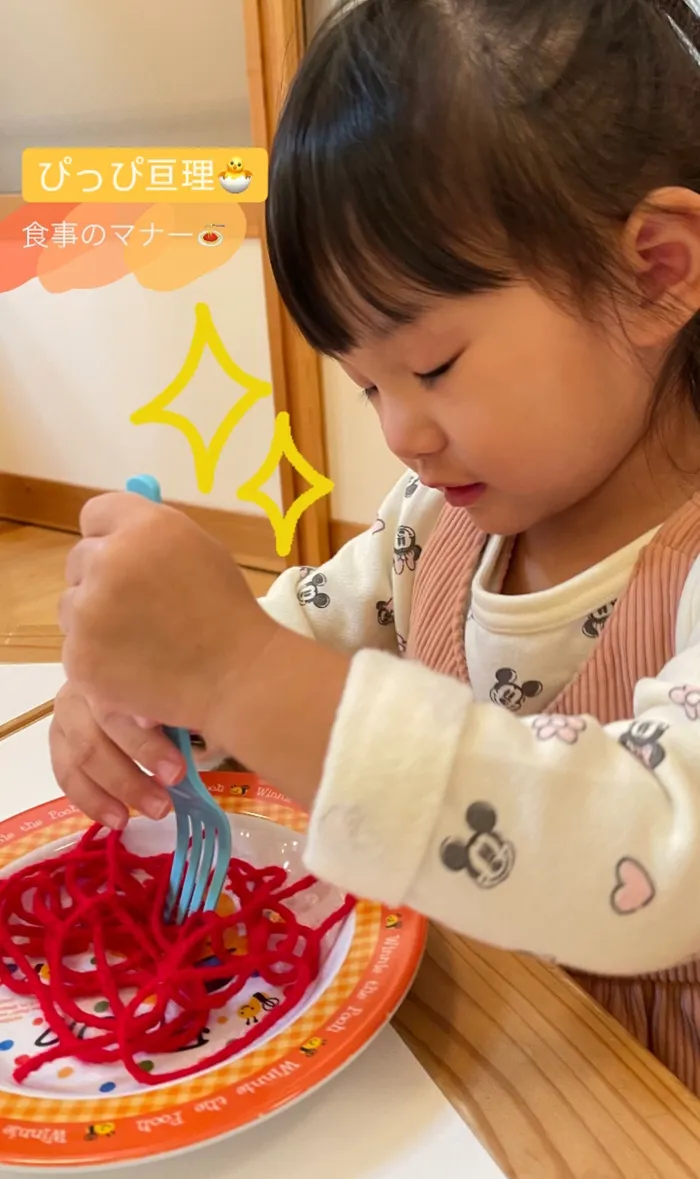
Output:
[265, 0, 511, 355]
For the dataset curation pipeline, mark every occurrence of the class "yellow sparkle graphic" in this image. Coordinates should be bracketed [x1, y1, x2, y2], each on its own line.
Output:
[130, 302, 271, 493]
[237, 412, 334, 557]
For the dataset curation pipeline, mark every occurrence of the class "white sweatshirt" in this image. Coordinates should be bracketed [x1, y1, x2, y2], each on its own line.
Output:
[259, 471, 700, 977]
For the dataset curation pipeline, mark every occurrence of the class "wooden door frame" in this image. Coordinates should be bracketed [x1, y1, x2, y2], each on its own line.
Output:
[243, 0, 332, 570]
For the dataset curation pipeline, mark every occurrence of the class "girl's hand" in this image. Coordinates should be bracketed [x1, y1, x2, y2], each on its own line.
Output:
[59, 492, 278, 742]
[49, 683, 184, 829]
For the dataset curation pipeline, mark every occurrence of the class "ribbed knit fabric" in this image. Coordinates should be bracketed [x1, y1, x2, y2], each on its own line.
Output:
[406, 495, 700, 1094]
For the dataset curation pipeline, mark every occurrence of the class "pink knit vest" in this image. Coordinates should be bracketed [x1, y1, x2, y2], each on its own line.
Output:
[406, 495, 700, 1094]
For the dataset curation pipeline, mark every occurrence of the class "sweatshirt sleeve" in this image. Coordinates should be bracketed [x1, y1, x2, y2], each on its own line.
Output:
[304, 556, 700, 976]
[257, 471, 442, 656]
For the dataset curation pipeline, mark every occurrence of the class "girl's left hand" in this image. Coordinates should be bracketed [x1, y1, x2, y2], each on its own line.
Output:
[59, 492, 278, 741]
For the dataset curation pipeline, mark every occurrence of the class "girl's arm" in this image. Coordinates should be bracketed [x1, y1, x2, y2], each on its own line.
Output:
[213, 563, 700, 978]
[198, 470, 442, 767]
[255, 471, 442, 654]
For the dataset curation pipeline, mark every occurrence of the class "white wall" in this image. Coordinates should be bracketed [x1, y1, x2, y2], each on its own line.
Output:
[0, 243, 280, 511]
[0, 0, 252, 191]
[322, 358, 406, 524]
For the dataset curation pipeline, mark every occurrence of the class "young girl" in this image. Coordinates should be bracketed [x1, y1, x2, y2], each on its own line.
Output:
[53, 0, 700, 1095]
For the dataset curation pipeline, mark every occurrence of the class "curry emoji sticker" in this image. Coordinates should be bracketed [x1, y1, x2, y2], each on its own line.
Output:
[197, 223, 225, 247]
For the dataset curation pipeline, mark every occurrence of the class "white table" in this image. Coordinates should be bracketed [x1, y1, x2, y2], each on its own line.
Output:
[0, 711, 505, 1178]
[0, 664, 64, 727]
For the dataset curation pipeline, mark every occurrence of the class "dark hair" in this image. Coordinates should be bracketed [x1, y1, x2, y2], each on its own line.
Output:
[266, 0, 700, 411]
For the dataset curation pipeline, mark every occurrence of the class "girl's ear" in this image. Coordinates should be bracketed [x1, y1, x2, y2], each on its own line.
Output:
[623, 187, 700, 347]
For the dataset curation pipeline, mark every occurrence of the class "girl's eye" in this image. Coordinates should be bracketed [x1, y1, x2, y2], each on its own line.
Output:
[360, 352, 461, 399]
[417, 356, 459, 387]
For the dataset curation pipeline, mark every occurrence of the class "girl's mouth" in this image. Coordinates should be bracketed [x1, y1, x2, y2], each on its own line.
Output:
[441, 483, 486, 507]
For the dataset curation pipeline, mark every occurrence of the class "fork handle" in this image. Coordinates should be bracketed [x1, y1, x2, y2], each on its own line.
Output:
[163, 725, 201, 790]
[125, 475, 198, 778]
[126, 474, 163, 504]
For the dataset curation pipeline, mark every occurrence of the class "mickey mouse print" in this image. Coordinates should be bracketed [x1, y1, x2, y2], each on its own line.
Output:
[490, 668, 543, 712]
[296, 568, 331, 609]
[393, 526, 422, 575]
[441, 803, 515, 889]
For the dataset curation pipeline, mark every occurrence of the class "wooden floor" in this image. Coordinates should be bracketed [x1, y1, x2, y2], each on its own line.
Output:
[0, 522, 277, 664]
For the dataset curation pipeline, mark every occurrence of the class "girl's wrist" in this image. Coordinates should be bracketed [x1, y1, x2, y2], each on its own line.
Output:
[204, 607, 281, 752]
[207, 622, 351, 811]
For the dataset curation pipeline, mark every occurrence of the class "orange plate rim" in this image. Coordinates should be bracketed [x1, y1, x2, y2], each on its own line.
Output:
[0, 773, 427, 1171]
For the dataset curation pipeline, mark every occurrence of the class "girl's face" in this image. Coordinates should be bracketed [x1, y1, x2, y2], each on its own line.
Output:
[339, 282, 657, 536]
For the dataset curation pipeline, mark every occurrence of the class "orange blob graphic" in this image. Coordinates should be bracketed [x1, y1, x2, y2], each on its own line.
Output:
[0, 201, 246, 294]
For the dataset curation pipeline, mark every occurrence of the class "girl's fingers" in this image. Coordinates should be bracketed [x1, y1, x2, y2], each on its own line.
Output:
[57, 586, 74, 636]
[49, 725, 129, 830]
[49, 696, 173, 822]
[65, 769, 129, 831]
[64, 537, 102, 588]
[96, 711, 184, 786]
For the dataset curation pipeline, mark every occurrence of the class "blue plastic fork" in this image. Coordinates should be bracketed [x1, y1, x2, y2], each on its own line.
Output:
[125, 473, 232, 923]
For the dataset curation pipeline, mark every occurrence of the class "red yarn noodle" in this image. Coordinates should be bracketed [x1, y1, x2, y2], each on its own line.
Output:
[0, 825, 354, 1086]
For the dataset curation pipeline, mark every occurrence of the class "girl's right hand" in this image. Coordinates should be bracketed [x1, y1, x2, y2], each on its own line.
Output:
[49, 682, 186, 830]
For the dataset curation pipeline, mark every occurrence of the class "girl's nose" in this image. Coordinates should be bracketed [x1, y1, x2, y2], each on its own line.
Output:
[379, 399, 445, 466]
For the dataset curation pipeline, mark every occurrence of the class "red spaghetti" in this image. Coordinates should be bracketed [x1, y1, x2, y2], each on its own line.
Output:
[0, 825, 354, 1086]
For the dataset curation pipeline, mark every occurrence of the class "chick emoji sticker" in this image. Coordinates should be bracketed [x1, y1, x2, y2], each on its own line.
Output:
[219, 156, 253, 195]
